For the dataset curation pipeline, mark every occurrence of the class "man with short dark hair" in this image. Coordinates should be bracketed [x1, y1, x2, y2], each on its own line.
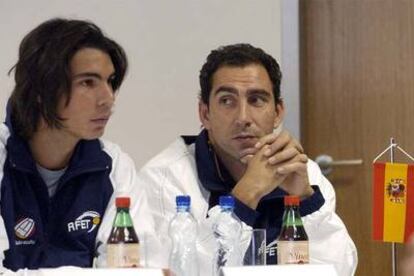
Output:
[140, 43, 358, 276]
[0, 18, 158, 271]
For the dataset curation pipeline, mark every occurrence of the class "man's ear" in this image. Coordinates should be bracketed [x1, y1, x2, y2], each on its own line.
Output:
[198, 101, 211, 130]
[273, 101, 285, 129]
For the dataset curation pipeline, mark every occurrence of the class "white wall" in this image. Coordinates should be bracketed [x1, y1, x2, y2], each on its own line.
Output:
[0, 0, 299, 168]
[281, 0, 300, 140]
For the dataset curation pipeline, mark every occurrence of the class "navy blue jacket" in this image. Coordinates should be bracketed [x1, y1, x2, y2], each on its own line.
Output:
[0, 115, 114, 270]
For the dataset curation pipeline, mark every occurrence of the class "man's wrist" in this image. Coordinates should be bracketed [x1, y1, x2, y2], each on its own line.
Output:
[300, 185, 315, 200]
[231, 177, 264, 210]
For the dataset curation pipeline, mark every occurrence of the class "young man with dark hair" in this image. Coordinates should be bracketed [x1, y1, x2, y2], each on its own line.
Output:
[0, 18, 158, 271]
[139, 43, 358, 276]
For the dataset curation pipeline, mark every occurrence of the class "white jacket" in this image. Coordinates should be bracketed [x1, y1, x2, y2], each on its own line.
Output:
[138, 137, 358, 276]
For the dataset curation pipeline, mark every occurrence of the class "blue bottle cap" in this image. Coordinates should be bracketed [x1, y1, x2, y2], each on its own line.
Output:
[219, 195, 234, 208]
[176, 195, 191, 207]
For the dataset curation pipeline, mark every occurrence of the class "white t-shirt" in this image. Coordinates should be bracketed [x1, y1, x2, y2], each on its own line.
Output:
[36, 164, 67, 198]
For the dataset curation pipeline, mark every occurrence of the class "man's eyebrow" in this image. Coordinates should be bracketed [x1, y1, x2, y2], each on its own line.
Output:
[247, 89, 272, 96]
[71, 72, 116, 80]
[72, 72, 103, 80]
[214, 86, 238, 96]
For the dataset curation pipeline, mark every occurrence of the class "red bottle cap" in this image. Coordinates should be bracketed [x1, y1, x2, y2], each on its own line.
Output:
[284, 195, 300, 206]
[116, 197, 131, 208]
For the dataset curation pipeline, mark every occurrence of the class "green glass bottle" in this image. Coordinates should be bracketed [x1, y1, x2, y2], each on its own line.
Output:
[107, 197, 140, 267]
[277, 195, 309, 264]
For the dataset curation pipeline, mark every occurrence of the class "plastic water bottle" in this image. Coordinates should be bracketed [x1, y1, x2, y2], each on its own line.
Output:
[168, 195, 199, 276]
[212, 195, 242, 276]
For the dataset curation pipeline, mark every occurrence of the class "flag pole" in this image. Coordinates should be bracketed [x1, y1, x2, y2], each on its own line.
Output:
[373, 138, 414, 275]
[390, 137, 397, 276]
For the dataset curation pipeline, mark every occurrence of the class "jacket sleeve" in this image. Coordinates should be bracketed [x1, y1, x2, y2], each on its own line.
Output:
[0, 212, 12, 274]
[0, 213, 18, 275]
[0, 126, 14, 274]
[95, 143, 164, 268]
[135, 166, 177, 268]
[303, 160, 358, 276]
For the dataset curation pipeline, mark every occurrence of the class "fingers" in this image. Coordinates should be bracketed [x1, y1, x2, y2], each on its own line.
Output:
[277, 161, 307, 175]
[255, 130, 304, 160]
[276, 154, 308, 175]
[240, 144, 271, 164]
[286, 137, 304, 154]
[255, 132, 280, 149]
[268, 147, 307, 165]
[276, 162, 307, 175]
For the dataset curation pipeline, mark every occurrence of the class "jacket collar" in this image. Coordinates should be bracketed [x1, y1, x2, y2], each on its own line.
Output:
[5, 100, 15, 136]
[7, 134, 110, 174]
[193, 129, 236, 192]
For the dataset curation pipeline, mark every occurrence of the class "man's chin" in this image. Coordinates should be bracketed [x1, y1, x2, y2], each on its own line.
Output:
[239, 154, 254, 164]
[238, 146, 258, 159]
[84, 131, 105, 140]
[235, 147, 257, 164]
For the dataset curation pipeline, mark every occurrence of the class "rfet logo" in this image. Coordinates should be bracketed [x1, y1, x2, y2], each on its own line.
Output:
[266, 239, 277, 258]
[14, 217, 36, 239]
[67, 211, 101, 233]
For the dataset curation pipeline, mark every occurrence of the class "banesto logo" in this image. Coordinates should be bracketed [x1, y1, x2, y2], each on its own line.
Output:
[14, 217, 35, 239]
[67, 211, 101, 233]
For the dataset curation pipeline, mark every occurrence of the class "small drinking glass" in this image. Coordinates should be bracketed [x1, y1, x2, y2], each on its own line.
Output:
[242, 228, 266, 266]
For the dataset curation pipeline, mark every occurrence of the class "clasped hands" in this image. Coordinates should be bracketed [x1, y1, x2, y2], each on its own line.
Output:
[232, 130, 314, 209]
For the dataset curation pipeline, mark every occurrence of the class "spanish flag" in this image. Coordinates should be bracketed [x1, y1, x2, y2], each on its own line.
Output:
[372, 162, 414, 243]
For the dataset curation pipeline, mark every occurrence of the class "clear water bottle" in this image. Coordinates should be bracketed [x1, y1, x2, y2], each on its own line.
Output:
[168, 195, 199, 276]
[212, 195, 242, 276]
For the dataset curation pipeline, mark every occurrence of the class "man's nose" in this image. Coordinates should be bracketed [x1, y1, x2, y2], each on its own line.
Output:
[98, 83, 115, 107]
[235, 100, 252, 127]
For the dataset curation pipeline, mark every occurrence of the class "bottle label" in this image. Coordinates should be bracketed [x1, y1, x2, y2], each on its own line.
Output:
[277, 240, 309, 264]
[107, 243, 140, 268]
